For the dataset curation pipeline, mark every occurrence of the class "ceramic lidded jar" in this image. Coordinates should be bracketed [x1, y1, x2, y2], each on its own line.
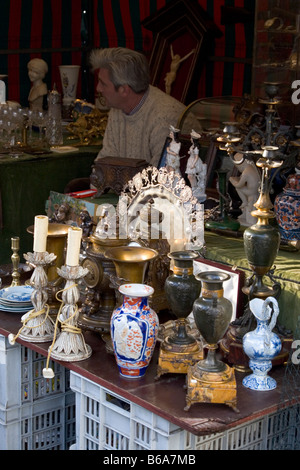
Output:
[242, 296, 281, 391]
[110, 283, 159, 378]
[274, 172, 300, 242]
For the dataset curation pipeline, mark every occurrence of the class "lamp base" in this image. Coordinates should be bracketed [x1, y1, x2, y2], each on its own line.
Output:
[156, 337, 203, 378]
[184, 362, 238, 412]
[49, 331, 92, 362]
[18, 312, 55, 343]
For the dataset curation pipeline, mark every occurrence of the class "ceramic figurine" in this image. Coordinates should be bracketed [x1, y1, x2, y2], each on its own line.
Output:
[164, 45, 195, 95]
[242, 296, 282, 391]
[185, 130, 207, 202]
[27, 58, 48, 111]
[165, 125, 181, 174]
[50, 202, 71, 224]
[80, 210, 96, 238]
[110, 283, 159, 378]
[229, 153, 260, 226]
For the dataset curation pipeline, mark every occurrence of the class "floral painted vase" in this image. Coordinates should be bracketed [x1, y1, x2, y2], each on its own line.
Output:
[242, 296, 282, 391]
[274, 172, 300, 241]
[110, 283, 159, 378]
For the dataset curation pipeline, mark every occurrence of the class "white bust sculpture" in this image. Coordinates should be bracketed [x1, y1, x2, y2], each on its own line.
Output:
[28, 58, 48, 111]
[229, 153, 260, 226]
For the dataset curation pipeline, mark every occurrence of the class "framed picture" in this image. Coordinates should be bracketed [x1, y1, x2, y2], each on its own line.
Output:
[142, 0, 222, 104]
[193, 258, 245, 321]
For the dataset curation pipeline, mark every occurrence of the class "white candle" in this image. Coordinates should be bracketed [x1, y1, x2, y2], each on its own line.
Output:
[33, 215, 48, 252]
[66, 226, 82, 266]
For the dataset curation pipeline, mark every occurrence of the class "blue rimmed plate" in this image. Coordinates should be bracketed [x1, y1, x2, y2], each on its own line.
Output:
[0, 285, 33, 304]
[0, 303, 32, 313]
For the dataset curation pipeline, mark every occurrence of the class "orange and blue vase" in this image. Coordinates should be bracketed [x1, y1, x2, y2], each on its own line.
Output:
[110, 284, 159, 378]
[275, 172, 300, 242]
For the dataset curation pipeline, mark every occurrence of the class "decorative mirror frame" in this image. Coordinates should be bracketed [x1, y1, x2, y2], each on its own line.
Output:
[116, 166, 205, 250]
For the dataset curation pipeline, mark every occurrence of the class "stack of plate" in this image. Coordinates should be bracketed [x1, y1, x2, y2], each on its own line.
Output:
[0, 285, 34, 313]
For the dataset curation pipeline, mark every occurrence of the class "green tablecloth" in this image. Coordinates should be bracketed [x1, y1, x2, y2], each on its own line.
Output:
[0, 145, 99, 265]
[204, 231, 300, 333]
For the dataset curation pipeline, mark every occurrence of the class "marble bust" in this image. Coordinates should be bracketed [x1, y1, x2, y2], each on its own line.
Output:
[27, 58, 48, 111]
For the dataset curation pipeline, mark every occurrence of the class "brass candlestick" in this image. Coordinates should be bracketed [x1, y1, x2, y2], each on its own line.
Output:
[11, 236, 21, 287]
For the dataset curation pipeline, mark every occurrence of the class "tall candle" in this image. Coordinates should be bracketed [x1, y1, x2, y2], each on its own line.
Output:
[33, 215, 48, 252]
[66, 226, 82, 266]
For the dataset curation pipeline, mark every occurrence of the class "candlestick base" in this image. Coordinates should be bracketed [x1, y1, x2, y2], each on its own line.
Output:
[46, 264, 92, 364]
[49, 334, 92, 362]
[11, 251, 57, 344]
[18, 308, 55, 343]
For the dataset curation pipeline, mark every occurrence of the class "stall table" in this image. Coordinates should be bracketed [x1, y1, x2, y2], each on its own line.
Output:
[0, 145, 99, 265]
[204, 231, 300, 334]
[0, 307, 299, 450]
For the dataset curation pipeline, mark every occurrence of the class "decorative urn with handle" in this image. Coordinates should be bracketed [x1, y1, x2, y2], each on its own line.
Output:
[242, 296, 282, 391]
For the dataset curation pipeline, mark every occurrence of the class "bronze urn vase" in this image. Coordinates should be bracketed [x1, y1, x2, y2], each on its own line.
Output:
[164, 251, 201, 346]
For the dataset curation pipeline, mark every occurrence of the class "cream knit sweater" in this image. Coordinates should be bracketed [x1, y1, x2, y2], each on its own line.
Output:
[96, 85, 186, 167]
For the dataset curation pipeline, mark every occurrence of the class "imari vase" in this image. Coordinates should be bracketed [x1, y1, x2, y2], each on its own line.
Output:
[110, 284, 159, 378]
[274, 172, 300, 242]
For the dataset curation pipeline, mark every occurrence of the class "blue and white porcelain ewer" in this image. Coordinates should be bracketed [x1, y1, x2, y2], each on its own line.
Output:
[242, 296, 282, 391]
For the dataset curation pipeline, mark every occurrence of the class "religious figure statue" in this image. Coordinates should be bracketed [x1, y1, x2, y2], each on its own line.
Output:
[27, 58, 48, 111]
[164, 45, 195, 95]
[185, 130, 207, 202]
[229, 153, 260, 226]
[165, 125, 181, 174]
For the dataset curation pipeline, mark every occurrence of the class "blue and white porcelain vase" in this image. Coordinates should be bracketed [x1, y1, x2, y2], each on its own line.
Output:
[110, 283, 159, 378]
[242, 296, 281, 391]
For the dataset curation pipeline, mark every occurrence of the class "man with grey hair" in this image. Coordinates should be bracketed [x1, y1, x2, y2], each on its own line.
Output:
[90, 47, 186, 167]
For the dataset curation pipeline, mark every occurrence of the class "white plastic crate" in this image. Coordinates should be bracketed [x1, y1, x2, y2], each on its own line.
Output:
[70, 372, 186, 450]
[185, 404, 300, 450]
[0, 334, 76, 450]
[70, 371, 300, 451]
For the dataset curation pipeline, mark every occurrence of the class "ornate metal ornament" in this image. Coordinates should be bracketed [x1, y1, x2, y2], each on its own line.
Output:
[117, 166, 205, 250]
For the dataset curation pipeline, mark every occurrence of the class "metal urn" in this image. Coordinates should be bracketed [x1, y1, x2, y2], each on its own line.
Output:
[164, 251, 201, 346]
[156, 250, 203, 378]
[104, 245, 158, 285]
[78, 236, 127, 334]
[185, 271, 238, 412]
[243, 146, 282, 299]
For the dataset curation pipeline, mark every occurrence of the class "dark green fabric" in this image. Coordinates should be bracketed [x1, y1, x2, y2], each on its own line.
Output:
[0, 147, 98, 265]
[204, 231, 300, 334]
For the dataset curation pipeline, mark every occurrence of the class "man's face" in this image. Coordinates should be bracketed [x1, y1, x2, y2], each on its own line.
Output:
[96, 68, 122, 109]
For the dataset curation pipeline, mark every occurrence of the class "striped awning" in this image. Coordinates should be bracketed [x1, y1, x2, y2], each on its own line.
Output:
[0, 0, 254, 106]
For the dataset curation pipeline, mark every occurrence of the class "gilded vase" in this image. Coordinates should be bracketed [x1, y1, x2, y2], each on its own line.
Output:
[110, 283, 159, 378]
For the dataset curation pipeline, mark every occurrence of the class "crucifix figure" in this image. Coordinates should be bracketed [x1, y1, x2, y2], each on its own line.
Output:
[164, 44, 195, 95]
